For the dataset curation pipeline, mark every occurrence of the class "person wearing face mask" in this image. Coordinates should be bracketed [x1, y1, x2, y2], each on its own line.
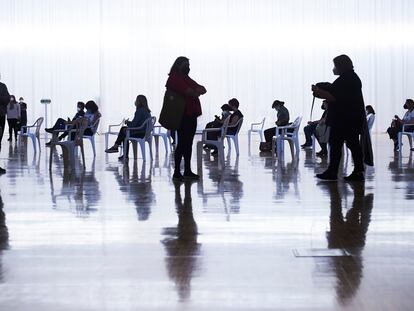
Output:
[263, 100, 290, 144]
[387, 99, 414, 151]
[18, 97, 27, 133]
[166, 56, 207, 181]
[45, 101, 85, 146]
[105, 94, 151, 160]
[312, 54, 368, 181]
[6, 95, 21, 142]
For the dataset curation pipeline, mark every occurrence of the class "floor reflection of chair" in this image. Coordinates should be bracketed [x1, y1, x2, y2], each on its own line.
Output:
[272, 161, 300, 201]
[225, 117, 243, 156]
[197, 154, 242, 220]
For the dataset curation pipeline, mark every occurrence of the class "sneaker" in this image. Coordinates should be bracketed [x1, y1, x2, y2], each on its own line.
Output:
[173, 172, 183, 181]
[343, 171, 364, 182]
[301, 143, 312, 149]
[45, 128, 54, 134]
[105, 145, 119, 153]
[316, 150, 328, 157]
[183, 171, 200, 180]
[211, 149, 218, 156]
[7, 138, 11, 142]
[316, 171, 337, 181]
[45, 141, 52, 146]
[0, 167, 6, 175]
[118, 155, 128, 161]
[203, 145, 210, 150]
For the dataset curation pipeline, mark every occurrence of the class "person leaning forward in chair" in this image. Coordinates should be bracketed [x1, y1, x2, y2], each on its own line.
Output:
[105, 95, 151, 160]
[260, 100, 290, 151]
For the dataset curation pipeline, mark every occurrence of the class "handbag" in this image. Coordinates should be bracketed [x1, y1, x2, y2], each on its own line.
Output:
[159, 89, 186, 130]
[315, 123, 330, 143]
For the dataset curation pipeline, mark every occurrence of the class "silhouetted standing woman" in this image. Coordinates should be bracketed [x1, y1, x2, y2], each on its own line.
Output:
[166, 57, 207, 181]
[312, 55, 366, 181]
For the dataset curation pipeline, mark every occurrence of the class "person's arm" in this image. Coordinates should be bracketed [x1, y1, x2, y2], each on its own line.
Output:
[0, 84, 10, 107]
[167, 74, 199, 97]
[312, 85, 336, 102]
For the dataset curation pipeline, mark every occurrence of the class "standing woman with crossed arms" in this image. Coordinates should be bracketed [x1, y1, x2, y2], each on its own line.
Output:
[166, 57, 207, 181]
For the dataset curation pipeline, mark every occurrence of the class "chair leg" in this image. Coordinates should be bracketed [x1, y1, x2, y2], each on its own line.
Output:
[31, 135, 37, 153]
[398, 133, 402, 152]
[148, 139, 153, 160]
[80, 144, 86, 168]
[226, 137, 231, 152]
[91, 137, 96, 157]
[248, 131, 251, 147]
[259, 131, 264, 142]
[104, 133, 109, 150]
[162, 135, 169, 154]
[234, 136, 239, 155]
[37, 136, 41, 153]
[139, 142, 146, 161]
[132, 142, 138, 159]
[197, 141, 203, 176]
[409, 135, 413, 149]
[49, 145, 54, 171]
[123, 140, 128, 165]
[288, 140, 294, 159]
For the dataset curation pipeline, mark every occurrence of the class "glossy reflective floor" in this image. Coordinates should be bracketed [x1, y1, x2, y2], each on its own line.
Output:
[0, 134, 413, 310]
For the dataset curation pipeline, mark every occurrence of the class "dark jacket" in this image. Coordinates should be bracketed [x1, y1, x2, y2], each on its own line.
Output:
[0, 82, 10, 117]
[276, 105, 290, 126]
[327, 71, 366, 133]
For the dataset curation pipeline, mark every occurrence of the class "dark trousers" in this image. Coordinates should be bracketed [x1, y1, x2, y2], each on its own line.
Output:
[115, 126, 144, 146]
[0, 115, 5, 145]
[327, 127, 364, 175]
[174, 115, 197, 174]
[7, 118, 19, 140]
[264, 127, 293, 143]
[20, 112, 27, 133]
[303, 123, 317, 145]
[387, 124, 414, 141]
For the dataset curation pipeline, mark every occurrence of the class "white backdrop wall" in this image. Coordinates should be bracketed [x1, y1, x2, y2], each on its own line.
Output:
[0, 0, 413, 132]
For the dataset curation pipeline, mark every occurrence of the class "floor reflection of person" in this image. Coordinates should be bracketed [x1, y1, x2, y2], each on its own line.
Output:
[323, 182, 374, 306]
[0, 195, 10, 282]
[161, 181, 201, 302]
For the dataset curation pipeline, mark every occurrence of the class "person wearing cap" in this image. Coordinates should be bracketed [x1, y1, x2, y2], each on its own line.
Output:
[263, 100, 290, 143]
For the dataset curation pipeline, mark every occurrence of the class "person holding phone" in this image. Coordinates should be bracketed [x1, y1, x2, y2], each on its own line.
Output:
[387, 99, 414, 151]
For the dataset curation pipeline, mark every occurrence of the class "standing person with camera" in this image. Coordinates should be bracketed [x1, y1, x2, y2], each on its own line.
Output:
[386, 99, 414, 151]
[312, 54, 367, 181]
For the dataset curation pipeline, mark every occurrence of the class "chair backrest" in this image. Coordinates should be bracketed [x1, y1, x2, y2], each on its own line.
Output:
[71, 117, 89, 146]
[367, 114, 375, 132]
[260, 117, 266, 130]
[219, 116, 231, 141]
[290, 116, 302, 136]
[144, 116, 156, 140]
[90, 117, 100, 135]
[233, 117, 244, 135]
[34, 117, 44, 137]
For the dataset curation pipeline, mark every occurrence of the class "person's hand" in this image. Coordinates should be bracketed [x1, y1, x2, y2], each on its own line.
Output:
[124, 118, 129, 124]
[311, 84, 319, 92]
[307, 121, 312, 125]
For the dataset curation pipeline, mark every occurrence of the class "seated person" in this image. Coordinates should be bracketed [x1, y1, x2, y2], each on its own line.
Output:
[45, 101, 85, 145]
[366, 105, 375, 132]
[263, 100, 290, 143]
[387, 99, 414, 151]
[205, 98, 243, 155]
[205, 104, 232, 129]
[105, 95, 151, 157]
[64, 100, 101, 142]
[301, 100, 329, 154]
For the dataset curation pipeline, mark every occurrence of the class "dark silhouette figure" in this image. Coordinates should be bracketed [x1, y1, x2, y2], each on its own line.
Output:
[323, 182, 374, 306]
[162, 181, 201, 302]
[0, 77, 10, 150]
[313, 55, 367, 181]
[0, 195, 10, 282]
[166, 56, 207, 181]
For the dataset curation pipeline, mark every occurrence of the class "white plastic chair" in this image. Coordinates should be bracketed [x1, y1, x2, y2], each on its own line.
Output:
[226, 117, 243, 155]
[123, 116, 156, 164]
[398, 123, 414, 153]
[197, 116, 231, 173]
[49, 118, 88, 171]
[19, 117, 44, 153]
[103, 118, 125, 150]
[272, 117, 302, 161]
[248, 117, 265, 146]
[152, 124, 173, 155]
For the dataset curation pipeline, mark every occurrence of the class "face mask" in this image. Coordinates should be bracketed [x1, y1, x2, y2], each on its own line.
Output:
[404, 103, 408, 109]
[332, 67, 339, 75]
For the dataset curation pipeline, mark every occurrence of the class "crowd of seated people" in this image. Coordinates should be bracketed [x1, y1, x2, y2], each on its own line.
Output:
[45, 100, 101, 146]
[203, 98, 243, 155]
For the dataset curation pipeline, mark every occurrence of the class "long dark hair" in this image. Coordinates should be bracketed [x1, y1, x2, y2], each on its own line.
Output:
[9, 95, 16, 109]
[169, 56, 189, 75]
[135, 95, 151, 113]
[333, 54, 354, 75]
[365, 105, 375, 115]
[85, 100, 99, 113]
